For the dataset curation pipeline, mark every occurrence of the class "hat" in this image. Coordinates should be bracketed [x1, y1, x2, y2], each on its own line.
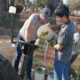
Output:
[40, 7, 51, 20]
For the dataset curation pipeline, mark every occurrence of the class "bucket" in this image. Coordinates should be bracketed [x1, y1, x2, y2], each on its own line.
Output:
[35, 66, 45, 80]
[48, 70, 54, 80]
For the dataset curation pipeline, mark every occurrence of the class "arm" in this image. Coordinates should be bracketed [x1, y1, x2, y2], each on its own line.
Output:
[35, 37, 42, 45]
[76, 25, 80, 31]
[54, 44, 63, 51]
[54, 26, 69, 51]
[46, 23, 60, 31]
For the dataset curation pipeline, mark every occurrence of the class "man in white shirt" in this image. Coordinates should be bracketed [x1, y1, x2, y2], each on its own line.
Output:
[13, 6, 53, 80]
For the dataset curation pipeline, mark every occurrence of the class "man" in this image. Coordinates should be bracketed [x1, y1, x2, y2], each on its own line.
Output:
[53, 4, 74, 80]
[13, 6, 53, 80]
[68, 22, 80, 80]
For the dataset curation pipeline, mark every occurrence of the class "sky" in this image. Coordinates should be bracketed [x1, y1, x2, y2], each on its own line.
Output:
[63, 0, 68, 4]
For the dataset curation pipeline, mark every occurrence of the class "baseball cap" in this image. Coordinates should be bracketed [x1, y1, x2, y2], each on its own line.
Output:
[40, 7, 51, 20]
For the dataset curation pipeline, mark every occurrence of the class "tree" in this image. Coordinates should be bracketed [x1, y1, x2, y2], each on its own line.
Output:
[29, 0, 48, 10]
[67, 0, 80, 10]
[73, 2, 80, 10]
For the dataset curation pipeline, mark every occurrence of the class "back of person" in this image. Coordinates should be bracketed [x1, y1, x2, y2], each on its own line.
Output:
[19, 13, 42, 42]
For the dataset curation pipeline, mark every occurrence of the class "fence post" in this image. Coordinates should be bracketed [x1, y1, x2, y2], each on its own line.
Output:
[10, 13, 14, 43]
[9, 6, 16, 43]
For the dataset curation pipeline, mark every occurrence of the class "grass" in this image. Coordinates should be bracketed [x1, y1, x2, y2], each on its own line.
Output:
[33, 58, 44, 67]
[33, 58, 53, 70]
[77, 44, 80, 59]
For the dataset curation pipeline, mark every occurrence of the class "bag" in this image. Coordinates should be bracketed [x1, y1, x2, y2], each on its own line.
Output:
[0, 54, 21, 80]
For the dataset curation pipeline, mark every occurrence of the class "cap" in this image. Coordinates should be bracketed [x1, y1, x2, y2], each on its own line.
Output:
[40, 7, 51, 20]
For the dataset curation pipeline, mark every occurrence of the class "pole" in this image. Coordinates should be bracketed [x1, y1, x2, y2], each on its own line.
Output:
[9, 6, 16, 43]
[10, 13, 14, 43]
[44, 41, 48, 80]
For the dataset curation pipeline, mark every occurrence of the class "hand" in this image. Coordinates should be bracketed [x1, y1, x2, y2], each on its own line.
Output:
[54, 44, 63, 51]
[33, 45, 39, 50]
[46, 23, 57, 30]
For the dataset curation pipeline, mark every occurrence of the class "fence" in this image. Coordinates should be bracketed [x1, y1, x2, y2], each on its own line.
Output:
[0, 12, 22, 37]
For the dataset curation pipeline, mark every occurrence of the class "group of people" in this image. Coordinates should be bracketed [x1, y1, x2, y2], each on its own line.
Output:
[13, 3, 80, 80]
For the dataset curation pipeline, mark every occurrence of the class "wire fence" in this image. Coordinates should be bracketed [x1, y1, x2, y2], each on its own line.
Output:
[0, 12, 23, 37]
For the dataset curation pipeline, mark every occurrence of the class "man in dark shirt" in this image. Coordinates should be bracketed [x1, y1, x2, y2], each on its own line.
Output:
[53, 4, 74, 80]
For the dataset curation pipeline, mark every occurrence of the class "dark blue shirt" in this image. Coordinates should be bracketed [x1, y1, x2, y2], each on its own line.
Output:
[54, 20, 74, 63]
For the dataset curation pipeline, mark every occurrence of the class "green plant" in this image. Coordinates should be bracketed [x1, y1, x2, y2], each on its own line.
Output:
[33, 58, 44, 67]
[77, 65, 80, 80]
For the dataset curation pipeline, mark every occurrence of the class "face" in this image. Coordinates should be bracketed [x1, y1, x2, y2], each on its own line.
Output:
[56, 16, 68, 25]
[39, 17, 46, 23]
[39, 11, 48, 23]
[56, 16, 62, 25]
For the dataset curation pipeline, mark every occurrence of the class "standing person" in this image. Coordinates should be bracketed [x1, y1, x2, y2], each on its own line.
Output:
[13, 6, 53, 80]
[68, 22, 80, 80]
[53, 4, 75, 80]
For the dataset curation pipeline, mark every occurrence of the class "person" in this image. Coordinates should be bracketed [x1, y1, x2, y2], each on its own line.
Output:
[53, 4, 75, 80]
[68, 22, 80, 80]
[47, 17, 79, 80]
[13, 6, 53, 80]
[15, 3, 23, 14]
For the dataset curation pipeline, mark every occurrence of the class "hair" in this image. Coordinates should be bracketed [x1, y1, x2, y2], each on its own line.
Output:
[55, 3, 69, 19]
[15, 4, 23, 13]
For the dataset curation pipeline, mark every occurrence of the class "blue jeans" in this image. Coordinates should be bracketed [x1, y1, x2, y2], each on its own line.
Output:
[54, 59, 70, 80]
[13, 35, 33, 77]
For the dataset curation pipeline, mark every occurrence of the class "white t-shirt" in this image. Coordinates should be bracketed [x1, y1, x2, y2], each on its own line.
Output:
[19, 13, 42, 42]
[72, 22, 80, 55]
[74, 32, 80, 43]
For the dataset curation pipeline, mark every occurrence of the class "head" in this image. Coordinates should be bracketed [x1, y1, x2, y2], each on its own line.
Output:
[39, 7, 51, 23]
[55, 4, 69, 24]
[15, 4, 23, 14]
